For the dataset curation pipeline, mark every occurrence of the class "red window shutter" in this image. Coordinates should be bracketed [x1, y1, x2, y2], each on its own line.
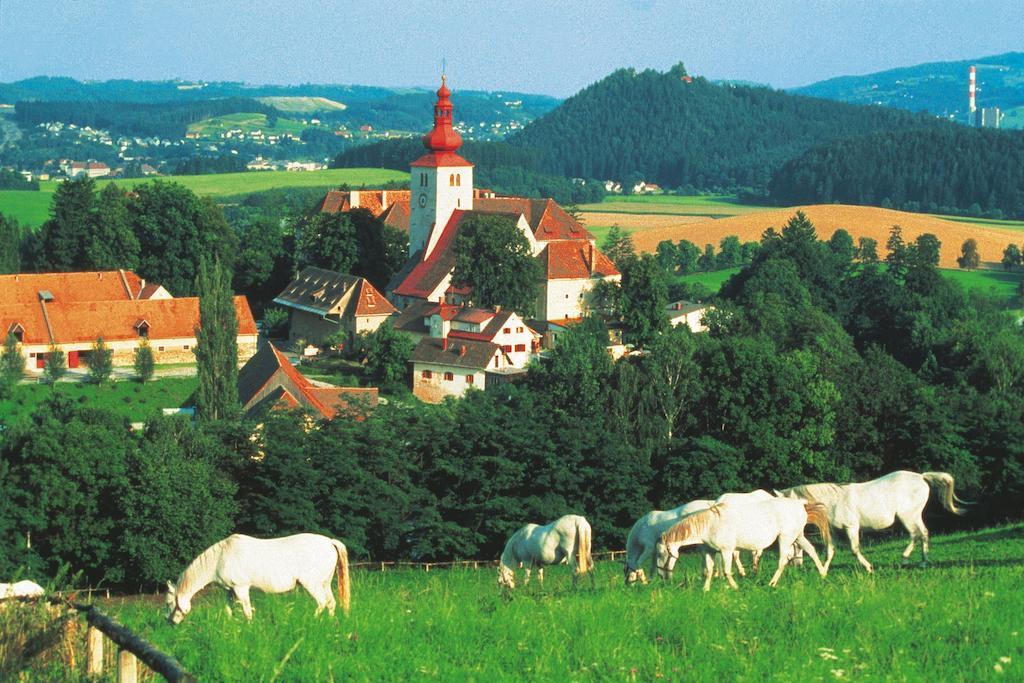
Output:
[466, 374, 474, 384]
[514, 344, 525, 352]
[444, 371, 454, 381]
[422, 370, 432, 379]
[502, 345, 512, 353]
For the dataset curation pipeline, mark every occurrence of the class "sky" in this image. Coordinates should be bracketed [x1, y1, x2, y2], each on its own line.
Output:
[0, 0, 1021, 97]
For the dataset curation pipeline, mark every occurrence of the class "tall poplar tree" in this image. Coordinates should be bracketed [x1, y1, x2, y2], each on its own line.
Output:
[193, 257, 239, 422]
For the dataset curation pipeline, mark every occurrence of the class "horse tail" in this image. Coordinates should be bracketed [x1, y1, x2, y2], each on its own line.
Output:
[804, 502, 832, 547]
[574, 517, 592, 575]
[922, 472, 967, 515]
[333, 540, 351, 616]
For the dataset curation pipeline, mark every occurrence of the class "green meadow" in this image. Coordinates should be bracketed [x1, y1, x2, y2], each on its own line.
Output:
[187, 112, 308, 137]
[67, 524, 1024, 681]
[0, 377, 197, 426]
[0, 168, 409, 228]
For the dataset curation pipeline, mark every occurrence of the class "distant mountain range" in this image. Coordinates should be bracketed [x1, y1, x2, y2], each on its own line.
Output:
[792, 52, 1024, 127]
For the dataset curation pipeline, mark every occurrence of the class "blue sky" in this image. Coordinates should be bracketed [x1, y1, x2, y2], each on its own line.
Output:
[0, 1, 1020, 96]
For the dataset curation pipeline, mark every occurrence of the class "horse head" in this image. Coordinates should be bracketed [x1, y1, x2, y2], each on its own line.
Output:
[165, 581, 191, 625]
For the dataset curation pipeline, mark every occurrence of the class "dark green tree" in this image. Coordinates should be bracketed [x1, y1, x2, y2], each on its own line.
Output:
[957, 238, 981, 270]
[676, 239, 701, 274]
[718, 235, 743, 268]
[0, 333, 24, 397]
[357, 321, 415, 387]
[133, 339, 154, 383]
[0, 213, 21, 274]
[1001, 243, 1021, 270]
[193, 257, 239, 422]
[88, 337, 113, 384]
[828, 229, 856, 266]
[37, 176, 95, 270]
[129, 181, 238, 295]
[698, 243, 716, 272]
[619, 254, 669, 347]
[655, 240, 678, 274]
[86, 183, 140, 270]
[452, 214, 541, 317]
[42, 344, 66, 384]
[857, 236, 879, 263]
[885, 226, 909, 280]
[601, 225, 636, 268]
[296, 211, 359, 275]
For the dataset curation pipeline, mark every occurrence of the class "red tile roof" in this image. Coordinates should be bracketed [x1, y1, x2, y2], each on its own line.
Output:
[379, 200, 410, 231]
[0, 296, 257, 346]
[474, 197, 592, 241]
[410, 151, 473, 168]
[0, 270, 144, 306]
[319, 190, 411, 232]
[540, 241, 620, 280]
[392, 210, 468, 298]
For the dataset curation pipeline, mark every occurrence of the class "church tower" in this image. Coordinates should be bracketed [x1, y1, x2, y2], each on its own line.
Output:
[408, 76, 474, 259]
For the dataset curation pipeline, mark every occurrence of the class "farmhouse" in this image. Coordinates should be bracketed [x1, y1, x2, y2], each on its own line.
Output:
[273, 266, 397, 347]
[386, 77, 620, 322]
[238, 342, 378, 420]
[62, 161, 111, 179]
[0, 270, 258, 372]
[665, 300, 711, 333]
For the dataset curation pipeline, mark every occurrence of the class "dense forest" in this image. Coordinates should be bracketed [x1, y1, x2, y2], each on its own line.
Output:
[506, 65, 941, 190]
[2, 212, 1022, 590]
[768, 127, 1024, 219]
[13, 97, 278, 139]
[332, 138, 606, 204]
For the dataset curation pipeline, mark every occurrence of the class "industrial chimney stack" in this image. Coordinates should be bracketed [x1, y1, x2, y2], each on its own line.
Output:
[969, 66, 977, 115]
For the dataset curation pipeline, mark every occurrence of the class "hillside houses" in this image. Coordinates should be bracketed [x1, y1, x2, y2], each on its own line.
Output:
[0, 270, 257, 372]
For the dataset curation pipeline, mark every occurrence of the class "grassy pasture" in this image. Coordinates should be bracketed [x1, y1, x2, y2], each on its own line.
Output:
[0, 377, 197, 426]
[84, 524, 1024, 680]
[186, 112, 308, 137]
[0, 168, 409, 228]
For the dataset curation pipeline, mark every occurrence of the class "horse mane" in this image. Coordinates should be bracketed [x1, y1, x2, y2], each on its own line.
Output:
[783, 482, 844, 501]
[176, 537, 229, 596]
[661, 505, 721, 545]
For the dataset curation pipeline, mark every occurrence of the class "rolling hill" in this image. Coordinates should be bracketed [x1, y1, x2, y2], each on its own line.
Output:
[793, 51, 1024, 128]
[508, 65, 942, 189]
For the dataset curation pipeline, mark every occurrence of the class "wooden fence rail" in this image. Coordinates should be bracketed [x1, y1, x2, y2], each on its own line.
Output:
[349, 549, 627, 572]
[70, 603, 196, 683]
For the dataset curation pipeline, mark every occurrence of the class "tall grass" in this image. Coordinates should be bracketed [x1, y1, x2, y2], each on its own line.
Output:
[92, 525, 1024, 681]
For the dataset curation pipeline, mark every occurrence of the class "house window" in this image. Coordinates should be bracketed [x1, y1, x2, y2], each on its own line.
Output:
[514, 344, 526, 352]
[158, 346, 165, 351]
[444, 371, 454, 381]
[28, 352, 35, 358]
[183, 344, 190, 350]
[503, 327, 511, 334]
[422, 370, 432, 379]
[516, 327, 523, 333]
[466, 374, 474, 384]
[494, 356, 499, 367]
[565, 294, 569, 299]
[502, 345, 512, 353]
[137, 323, 149, 338]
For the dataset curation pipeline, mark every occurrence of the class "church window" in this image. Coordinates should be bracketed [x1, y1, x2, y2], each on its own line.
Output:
[449, 174, 455, 186]
[456, 174, 461, 186]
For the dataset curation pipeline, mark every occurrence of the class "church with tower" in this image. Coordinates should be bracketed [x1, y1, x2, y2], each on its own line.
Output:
[387, 76, 620, 322]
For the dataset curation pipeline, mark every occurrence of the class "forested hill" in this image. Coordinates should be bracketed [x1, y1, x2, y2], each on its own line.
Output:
[792, 52, 1024, 122]
[505, 65, 941, 190]
[768, 126, 1024, 219]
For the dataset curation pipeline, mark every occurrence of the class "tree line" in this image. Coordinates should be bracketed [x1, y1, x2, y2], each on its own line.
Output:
[2, 213, 1021, 590]
[767, 127, 1024, 219]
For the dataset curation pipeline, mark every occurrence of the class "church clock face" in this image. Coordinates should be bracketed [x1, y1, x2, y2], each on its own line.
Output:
[418, 193, 427, 208]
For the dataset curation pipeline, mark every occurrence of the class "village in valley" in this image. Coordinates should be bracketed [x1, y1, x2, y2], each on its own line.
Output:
[2, 3, 1024, 681]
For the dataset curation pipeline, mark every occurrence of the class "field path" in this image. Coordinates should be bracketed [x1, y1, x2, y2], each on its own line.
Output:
[625, 204, 1024, 269]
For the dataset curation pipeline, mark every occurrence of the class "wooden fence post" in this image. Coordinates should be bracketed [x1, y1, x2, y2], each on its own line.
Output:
[118, 648, 138, 683]
[87, 625, 104, 675]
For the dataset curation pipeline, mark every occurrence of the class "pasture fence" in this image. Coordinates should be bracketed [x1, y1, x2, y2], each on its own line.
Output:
[68, 600, 195, 683]
[350, 549, 627, 572]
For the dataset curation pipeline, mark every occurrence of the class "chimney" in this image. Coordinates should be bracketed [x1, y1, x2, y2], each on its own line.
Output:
[969, 65, 977, 114]
[459, 345, 467, 357]
[675, 302, 682, 310]
[442, 337, 448, 351]
[494, 304, 501, 313]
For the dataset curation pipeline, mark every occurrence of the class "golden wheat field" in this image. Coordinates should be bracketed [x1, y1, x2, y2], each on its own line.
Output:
[606, 204, 1023, 269]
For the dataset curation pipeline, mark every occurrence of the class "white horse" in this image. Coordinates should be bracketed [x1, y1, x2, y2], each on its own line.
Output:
[0, 580, 45, 600]
[660, 499, 831, 591]
[777, 470, 967, 573]
[165, 533, 350, 624]
[624, 500, 713, 585]
[714, 489, 775, 572]
[498, 515, 594, 589]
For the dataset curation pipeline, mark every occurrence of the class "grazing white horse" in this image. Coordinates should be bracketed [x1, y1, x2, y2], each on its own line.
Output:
[660, 499, 831, 591]
[624, 500, 713, 585]
[165, 533, 350, 624]
[0, 580, 45, 600]
[777, 470, 967, 572]
[498, 515, 594, 589]
[714, 489, 775, 572]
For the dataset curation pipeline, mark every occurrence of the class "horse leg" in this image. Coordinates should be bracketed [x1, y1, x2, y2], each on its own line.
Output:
[721, 549, 739, 590]
[537, 567, 544, 585]
[236, 585, 254, 621]
[702, 552, 715, 591]
[898, 511, 929, 567]
[796, 535, 827, 577]
[847, 526, 873, 573]
[733, 551, 747, 577]
[753, 549, 763, 573]
[523, 567, 531, 585]
[768, 538, 794, 587]
[224, 588, 235, 617]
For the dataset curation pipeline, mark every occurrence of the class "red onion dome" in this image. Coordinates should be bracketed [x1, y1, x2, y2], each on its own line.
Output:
[422, 75, 462, 152]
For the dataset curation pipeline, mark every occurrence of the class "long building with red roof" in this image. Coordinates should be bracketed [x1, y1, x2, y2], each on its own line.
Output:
[0, 270, 257, 373]
[387, 77, 620, 322]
